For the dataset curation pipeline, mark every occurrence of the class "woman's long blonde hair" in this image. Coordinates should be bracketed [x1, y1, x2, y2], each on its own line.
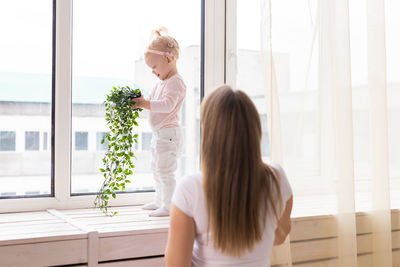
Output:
[201, 85, 282, 257]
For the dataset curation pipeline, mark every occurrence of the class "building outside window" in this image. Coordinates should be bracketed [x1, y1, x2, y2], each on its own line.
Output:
[75, 132, 88, 151]
[96, 132, 108, 151]
[260, 115, 269, 158]
[70, 0, 201, 194]
[25, 131, 40, 151]
[43, 132, 48, 151]
[0, 0, 52, 199]
[141, 132, 152, 151]
[0, 131, 16, 152]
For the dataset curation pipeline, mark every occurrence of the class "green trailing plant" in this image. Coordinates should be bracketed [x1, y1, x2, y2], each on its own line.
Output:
[95, 86, 142, 216]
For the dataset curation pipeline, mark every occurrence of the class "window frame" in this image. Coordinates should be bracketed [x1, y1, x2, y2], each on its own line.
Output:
[1, 0, 225, 213]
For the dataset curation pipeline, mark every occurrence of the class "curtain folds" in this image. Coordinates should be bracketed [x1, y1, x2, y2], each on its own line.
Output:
[260, 0, 394, 266]
[260, 0, 292, 266]
[366, 0, 393, 266]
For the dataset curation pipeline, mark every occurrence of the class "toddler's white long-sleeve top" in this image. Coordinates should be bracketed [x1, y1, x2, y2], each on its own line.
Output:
[148, 74, 186, 131]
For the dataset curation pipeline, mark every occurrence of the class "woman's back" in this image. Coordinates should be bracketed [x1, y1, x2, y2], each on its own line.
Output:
[172, 163, 292, 267]
[165, 86, 292, 267]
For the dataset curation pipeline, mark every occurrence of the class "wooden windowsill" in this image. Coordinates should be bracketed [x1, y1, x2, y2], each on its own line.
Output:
[0, 206, 400, 267]
[0, 206, 168, 266]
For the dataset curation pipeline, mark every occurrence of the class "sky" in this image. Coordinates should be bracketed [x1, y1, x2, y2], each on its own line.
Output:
[1, 0, 400, 93]
[0, 0, 305, 78]
[0, 0, 202, 78]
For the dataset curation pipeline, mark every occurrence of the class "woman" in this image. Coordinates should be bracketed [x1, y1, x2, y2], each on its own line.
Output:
[165, 85, 293, 267]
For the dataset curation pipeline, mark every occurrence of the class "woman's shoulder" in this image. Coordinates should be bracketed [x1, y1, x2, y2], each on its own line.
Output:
[177, 172, 202, 189]
[267, 162, 286, 178]
[265, 162, 292, 201]
[172, 173, 203, 217]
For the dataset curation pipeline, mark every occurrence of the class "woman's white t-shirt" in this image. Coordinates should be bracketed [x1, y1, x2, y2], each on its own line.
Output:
[172, 163, 292, 267]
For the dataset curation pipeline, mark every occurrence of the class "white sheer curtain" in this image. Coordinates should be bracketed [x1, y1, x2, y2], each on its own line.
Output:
[260, 1, 292, 265]
[366, 0, 393, 265]
[259, 0, 394, 266]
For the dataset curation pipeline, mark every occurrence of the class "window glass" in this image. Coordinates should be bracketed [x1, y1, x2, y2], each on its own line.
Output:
[236, 1, 274, 161]
[43, 132, 48, 150]
[141, 132, 152, 151]
[384, 0, 400, 209]
[237, 0, 319, 216]
[0, 131, 16, 151]
[259, 115, 269, 157]
[25, 131, 40, 151]
[96, 132, 108, 151]
[75, 132, 88, 151]
[0, 0, 53, 197]
[71, 0, 201, 194]
[237, 0, 400, 215]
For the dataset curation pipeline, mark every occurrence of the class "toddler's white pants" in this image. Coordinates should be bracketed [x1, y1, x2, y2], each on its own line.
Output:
[151, 126, 183, 210]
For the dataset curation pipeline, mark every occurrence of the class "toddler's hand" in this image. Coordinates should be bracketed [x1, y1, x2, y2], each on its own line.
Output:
[132, 96, 142, 108]
[132, 96, 150, 110]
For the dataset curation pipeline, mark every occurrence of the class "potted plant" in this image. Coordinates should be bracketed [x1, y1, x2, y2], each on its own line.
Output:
[94, 86, 142, 216]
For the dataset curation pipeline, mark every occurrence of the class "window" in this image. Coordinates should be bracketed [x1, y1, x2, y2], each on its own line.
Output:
[43, 132, 48, 150]
[1, 0, 206, 211]
[70, 0, 201, 195]
[385, 0, 400, 210]
[230, 0, 400, 216]
[96, 132, 108, 151]
[0, 0, 53, 199]
[141, 132, 152, 151]
[134, 140, 139, 150]
[75, 132, 88, 151]
[234, 1, 275, 162]
[260, 115, 269, 157]
[25, 131, 40, 151]
[232, 0, 320, 216]
[0, 0, 398, 223]
[0, 131, 16, 151]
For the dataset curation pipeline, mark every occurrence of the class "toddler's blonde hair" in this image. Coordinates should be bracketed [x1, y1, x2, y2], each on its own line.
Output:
[148, 27, 180, 59]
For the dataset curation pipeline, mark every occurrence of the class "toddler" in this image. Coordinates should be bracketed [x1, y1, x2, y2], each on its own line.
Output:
[133, 27, 186, 217]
